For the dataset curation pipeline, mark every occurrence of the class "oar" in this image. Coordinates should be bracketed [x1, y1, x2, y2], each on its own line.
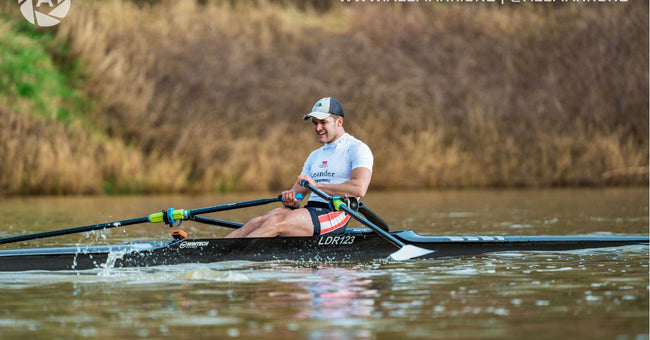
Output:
[358, 202, 390, 232]
[186, 193, 301, 216]
[191, 216, 244, 229]
[188, 193, 304, 228]
[301, 181, 434, 261]
[0, 216, 152, 245]
[0, 194, 301, 245]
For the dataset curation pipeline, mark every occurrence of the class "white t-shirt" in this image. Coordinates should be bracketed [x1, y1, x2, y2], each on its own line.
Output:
[300, 133, 374, 204]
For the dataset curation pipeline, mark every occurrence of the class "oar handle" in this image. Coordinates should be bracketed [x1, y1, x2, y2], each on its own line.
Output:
[280, 193, 303, 201]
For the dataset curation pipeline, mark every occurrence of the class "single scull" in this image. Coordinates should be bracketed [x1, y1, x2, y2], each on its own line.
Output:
[0, 229, 646, 271]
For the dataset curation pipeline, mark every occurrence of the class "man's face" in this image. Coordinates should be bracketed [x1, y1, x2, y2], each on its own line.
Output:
[311, 116, 342, 144]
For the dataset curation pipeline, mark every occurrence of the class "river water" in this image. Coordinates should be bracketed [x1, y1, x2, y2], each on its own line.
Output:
[0, 188, 648, 339]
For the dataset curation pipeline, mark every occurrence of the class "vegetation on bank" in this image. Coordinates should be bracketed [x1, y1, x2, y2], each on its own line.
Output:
[0, 0, 647, 195]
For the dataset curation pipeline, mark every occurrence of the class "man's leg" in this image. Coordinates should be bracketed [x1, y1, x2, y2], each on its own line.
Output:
[245, 208, 314, 237]
[225, 207, 313, 238]
[225, 207, 288, 238]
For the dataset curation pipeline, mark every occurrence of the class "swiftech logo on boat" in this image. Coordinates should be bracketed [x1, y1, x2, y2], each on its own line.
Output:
[18, 0, 71, 27]
[179, 241, 209, 249]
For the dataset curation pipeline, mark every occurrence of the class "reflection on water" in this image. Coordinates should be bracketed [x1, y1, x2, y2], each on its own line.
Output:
[0, 188, 648, 339]
[1, 246, 648, 339]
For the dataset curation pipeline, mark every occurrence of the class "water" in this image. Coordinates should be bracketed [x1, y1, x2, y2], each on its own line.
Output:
[0, 188, 648, 339]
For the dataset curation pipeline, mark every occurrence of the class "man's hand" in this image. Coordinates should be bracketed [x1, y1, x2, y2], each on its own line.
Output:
[280, 190, 301, 207]
[297, 175, 318, 190]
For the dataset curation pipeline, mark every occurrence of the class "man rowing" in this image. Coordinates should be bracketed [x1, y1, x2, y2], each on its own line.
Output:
[225, 97, 374, 238]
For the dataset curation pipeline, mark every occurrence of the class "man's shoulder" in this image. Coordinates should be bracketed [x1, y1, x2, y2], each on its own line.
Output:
[345, 134, 373, 170]
[344, 134, 372, 152]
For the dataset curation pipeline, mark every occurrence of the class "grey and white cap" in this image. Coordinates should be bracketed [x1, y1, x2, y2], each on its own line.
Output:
[302, 97, 345, 120]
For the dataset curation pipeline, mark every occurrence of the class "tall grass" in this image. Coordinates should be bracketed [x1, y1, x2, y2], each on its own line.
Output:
[0, 0, 647, 194]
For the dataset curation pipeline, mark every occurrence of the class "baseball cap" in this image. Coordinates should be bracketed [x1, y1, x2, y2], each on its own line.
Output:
[302, 97, 345, 120]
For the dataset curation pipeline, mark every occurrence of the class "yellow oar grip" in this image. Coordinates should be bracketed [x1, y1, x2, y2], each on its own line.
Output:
[148, 209, 187, 223]
[332, 198, 347, 212]
[148, 212, 164, 223]
[172, 209, 187, 220]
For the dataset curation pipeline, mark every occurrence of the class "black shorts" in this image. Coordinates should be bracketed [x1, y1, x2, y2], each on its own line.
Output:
[304, 202, 352, 236]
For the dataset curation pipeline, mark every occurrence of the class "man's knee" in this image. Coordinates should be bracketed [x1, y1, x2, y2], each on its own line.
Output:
[265, 213, 302, 234]
[246, 215, 264, 226]
[262, 214, 284, 228]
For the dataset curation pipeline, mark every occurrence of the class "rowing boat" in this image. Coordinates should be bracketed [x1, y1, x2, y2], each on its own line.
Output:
[0, 229, 646, 271]
[0, 184, 647, 271]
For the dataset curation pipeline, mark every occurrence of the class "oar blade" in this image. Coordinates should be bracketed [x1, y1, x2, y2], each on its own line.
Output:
[389, 245, 436, 261]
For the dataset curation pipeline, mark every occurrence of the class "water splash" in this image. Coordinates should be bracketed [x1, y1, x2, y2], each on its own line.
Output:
[97, 249, 130, 277]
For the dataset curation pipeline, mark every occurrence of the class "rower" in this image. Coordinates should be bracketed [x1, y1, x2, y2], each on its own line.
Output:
[225, 97, 374, 238]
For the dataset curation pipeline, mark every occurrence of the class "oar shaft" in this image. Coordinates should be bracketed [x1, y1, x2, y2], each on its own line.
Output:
[191, 216, 244, 229]
[358, 203, 390, 232]
[0, 217, 149, 245]
[188, 194, 303, 216]
[340, 204, 405, 248]
[189, 198, 279, 216]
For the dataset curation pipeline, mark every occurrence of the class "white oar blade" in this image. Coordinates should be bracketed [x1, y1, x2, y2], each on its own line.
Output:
[389, 245, 436, 261]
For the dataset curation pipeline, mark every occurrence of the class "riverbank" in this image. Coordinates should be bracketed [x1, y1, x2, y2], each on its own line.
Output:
[1, 0, 647, 195]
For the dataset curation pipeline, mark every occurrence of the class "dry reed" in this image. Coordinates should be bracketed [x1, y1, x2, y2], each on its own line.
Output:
[0, 0, 647, 194]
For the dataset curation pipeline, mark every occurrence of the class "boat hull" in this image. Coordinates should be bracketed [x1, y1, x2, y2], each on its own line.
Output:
[0, 230, 647, 271]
